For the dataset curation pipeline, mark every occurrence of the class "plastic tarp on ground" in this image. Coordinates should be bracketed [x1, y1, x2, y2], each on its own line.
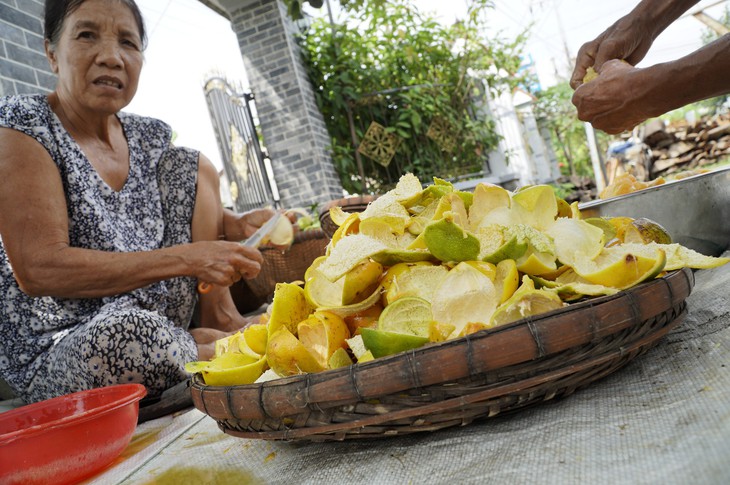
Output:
[92, 252, 730, 485]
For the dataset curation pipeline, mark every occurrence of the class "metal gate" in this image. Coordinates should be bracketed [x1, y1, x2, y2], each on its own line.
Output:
[203, 77, 278, 212]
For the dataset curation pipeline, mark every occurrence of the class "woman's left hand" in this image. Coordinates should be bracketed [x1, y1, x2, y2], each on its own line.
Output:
[223, 208, 276, 242]
[223, 207, 298, 243]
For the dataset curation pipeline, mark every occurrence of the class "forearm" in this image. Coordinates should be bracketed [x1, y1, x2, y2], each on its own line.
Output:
[630, 0, 700, 40]
[15, 244, 195, 299]
[639, 34, 730, 117]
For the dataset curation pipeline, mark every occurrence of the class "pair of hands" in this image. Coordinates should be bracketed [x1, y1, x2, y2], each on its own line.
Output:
[570, 12, 658, 134]
[193, 208, 294, 289]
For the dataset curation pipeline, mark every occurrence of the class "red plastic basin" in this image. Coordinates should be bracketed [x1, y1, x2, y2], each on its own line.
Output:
[0, 383, 146, 485]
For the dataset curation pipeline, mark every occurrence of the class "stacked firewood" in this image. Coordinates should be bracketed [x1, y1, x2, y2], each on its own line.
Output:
[644, 113, 730, 178]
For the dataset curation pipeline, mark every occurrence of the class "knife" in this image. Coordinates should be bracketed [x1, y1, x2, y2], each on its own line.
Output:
[197, 212, 283, 294]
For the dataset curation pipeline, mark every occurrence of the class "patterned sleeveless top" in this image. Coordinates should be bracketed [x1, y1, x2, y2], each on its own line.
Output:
[0, 94, 198, 394]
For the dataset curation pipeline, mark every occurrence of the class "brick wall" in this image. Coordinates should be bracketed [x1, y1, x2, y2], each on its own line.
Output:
[0, 0, 54, 96]
[225, 0, 343, 209]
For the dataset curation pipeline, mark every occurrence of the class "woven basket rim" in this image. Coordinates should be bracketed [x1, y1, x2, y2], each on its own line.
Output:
[191, 268, 694, 441]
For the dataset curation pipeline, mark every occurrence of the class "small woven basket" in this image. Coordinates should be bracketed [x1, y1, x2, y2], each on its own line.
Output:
[242, 228, 329, 306]
[191, 268, 694, 442]
[318, 195, 377, 239]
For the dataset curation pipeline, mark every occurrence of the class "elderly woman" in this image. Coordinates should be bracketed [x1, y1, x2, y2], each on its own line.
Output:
[0, 0, 271, 404]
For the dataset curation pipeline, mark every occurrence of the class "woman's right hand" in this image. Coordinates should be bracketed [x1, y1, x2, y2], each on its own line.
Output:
[189, 240, 264, 287]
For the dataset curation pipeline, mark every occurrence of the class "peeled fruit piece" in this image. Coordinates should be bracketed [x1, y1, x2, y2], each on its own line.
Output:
[571, 246, 666, 290]
[431, 261, 500, 339]
[186, 351, 266, 386]
[490, 276, 565, 327]
[465, 261, 497, 280]
[318, 234, 390, 282]
[267, 283, 315, 336]
[344, 303, 383, 335]
[510, 184, 558, 231]
[494, 259, 519, 304]
[268, 215, 295, 247]
[469, 183, 512, 229]
[622, 218, 672, 245]
[546, 217, 605, 267]
[266, 327, 324, 376]
[478, 226, 528, 264]
[243, 323, 268, 355]
[377, 296, 433, 338]
[357, 350, 375, 363]
[345, 334, 368, 360]
[423, 216, 480, 262]
[618, 242, 729, 271]
[584, 217, 618, 243]
[329, 205, 352, 227]
[297, 311, 350, 369]
[329, 212, 360, 248]
[328, 347, 353, 369]
[342, 260, 383, 305]
[534, 273, 620, 301]
[381, 261, 434, 292]
[583, 66, 598, 83]
[516, 251, 557, 276]
[382, 263, 448, 306]
[360, 327, 429, 358]
[429, 321, 456, 342]
[199, 355, 268, 386]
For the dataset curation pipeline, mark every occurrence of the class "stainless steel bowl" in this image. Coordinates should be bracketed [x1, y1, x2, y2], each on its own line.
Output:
[579, 166, 730, 256]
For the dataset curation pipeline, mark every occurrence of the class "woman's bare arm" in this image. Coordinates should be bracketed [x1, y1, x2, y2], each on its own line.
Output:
[0, 128, 259, 298]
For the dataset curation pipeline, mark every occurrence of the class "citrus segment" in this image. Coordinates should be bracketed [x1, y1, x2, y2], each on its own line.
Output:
[266, 327, 324, 376]
[469, 183, 511, 229]
[571, 246, 666, 289]
[360, 328, 429, 358]
[494, 259, 519, 303]
[328, 347, 353, 369]
[317, 234, 389, 282]
[423, 216, 480, 262]
[243, 323, 268, 356]
[490, 276, 565, 327]
[377, 296, 433, 338]
[431, 262, 499, 338]
[268, 215, 295, 247]
[267, 283, 315, 336]
[344, 303, 383, 335]
[511, 184, 558, 231]
[297, 311, 350, 369]
[200, 355, 268, 387]
[546, 218, 605, 267]
[622, 218, 672, 244]
[382, 263, 448, 306]
[618, 243, 729, 271]
[342, 259, 383, 305]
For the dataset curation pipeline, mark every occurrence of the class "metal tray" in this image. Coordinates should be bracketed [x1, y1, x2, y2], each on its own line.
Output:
[579, 166, 730, 256]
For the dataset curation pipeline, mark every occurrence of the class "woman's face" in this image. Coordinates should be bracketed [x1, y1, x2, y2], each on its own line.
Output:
[46, 0, 144, 115]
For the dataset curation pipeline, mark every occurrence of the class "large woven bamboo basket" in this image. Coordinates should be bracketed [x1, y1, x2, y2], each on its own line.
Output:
[191, 268, 694, 442]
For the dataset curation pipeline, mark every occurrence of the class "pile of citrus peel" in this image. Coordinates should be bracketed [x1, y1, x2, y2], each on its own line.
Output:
[186, 174, 728, 385]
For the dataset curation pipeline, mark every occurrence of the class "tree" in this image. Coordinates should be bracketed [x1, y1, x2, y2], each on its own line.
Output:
[296, 0, 525, 194]
[533, 82, 605, 179]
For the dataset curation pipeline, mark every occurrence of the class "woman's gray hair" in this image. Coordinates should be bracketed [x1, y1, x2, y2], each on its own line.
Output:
[44, 0, 147, 50]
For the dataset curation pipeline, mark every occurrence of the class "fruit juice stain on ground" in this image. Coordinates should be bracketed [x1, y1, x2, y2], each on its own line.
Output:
[182, 431, 229, 449]
[141, 467, 262, 485]
[111, 428, 164, 464]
